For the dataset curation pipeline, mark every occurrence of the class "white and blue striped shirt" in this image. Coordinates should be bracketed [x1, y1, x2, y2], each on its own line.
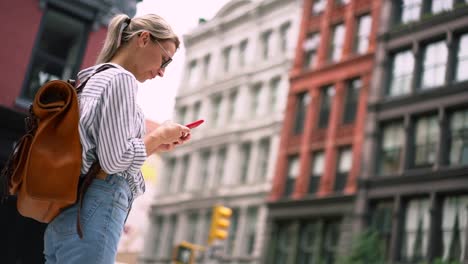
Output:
[77, 63, 147, 198]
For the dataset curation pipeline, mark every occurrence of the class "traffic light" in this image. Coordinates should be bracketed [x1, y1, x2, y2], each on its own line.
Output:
[208, 205, 232, 245]
[173, 241, 196, 264]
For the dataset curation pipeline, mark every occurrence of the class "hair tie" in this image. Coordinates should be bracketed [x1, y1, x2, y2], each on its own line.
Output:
[119, 17, 131, 36]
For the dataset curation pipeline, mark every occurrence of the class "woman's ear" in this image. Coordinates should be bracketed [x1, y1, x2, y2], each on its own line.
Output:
[137, 31, 151, 47]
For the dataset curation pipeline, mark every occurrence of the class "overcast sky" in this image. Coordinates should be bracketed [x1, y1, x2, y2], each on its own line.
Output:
[135, 0, 230, 123]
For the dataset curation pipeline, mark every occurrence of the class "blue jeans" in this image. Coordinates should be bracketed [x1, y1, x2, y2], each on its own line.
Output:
[44, 174, 133, 264]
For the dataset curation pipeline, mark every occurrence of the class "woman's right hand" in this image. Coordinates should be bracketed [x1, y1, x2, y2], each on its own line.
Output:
[144, 120, 191, 155]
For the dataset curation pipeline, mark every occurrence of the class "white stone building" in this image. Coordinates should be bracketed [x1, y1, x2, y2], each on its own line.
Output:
[140, 0, 301, 263]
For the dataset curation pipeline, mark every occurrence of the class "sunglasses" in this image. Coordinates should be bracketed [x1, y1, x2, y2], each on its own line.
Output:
[154, 39, 173, 69]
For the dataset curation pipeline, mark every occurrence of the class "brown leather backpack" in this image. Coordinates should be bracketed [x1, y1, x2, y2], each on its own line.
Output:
[1, 65, 112, 237]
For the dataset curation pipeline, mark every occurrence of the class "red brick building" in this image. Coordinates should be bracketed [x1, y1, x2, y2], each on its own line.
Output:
[264, 0, 381, 262]
[0, 0, 139, 263]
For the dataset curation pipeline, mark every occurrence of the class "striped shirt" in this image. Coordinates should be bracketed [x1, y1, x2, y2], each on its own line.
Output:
[77, 63, 147, 198]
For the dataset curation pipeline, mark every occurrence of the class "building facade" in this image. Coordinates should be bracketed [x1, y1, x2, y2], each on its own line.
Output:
[265, 0, 381, 263]
[0, 0, 140, 263]
[140, 0, 301, 263]
[358, 0, 468, 263]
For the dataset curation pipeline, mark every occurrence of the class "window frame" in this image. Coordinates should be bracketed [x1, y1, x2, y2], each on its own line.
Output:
[18, 5, 91, 107]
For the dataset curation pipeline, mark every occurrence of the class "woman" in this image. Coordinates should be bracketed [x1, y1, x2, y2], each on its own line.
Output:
[43, 13, 190, 263]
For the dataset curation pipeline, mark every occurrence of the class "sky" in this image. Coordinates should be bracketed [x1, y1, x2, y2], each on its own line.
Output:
[135, 0, 230, 123]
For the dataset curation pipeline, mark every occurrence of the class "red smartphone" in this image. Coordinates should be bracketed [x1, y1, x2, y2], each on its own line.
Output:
[185, 119, 204, 129]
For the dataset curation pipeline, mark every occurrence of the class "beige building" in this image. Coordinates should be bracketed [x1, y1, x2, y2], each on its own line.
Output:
[140, 0, 302, 263]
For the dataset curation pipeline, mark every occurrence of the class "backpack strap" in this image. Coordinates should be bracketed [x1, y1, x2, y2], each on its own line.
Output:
[74, 64, 116, 94]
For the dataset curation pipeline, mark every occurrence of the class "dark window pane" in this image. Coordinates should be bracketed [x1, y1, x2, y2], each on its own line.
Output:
[413, 115, 439, 167]
[343, 79, 361, 124]
[318, 86, 334, 128]
[294, 92, 311, 134]
[449, 109, 468, 166]
[371, 202, 393, 260]
[240, 143, 251, 183]
[379, 122, 404, 175]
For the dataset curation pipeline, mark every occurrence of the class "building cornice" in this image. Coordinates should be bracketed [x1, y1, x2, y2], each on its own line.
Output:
[183, 0, 300, 47]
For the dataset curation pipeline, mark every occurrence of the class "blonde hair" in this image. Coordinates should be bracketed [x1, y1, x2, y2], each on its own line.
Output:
[96, 14, 180, 64]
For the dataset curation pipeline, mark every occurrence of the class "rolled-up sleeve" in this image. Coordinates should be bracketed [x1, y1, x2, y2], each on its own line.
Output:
[96, 73, 147, 175]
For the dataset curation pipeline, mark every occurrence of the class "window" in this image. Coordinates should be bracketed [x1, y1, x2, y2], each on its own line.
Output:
[329, 24, 345, 62]
[379, 121, 404, 175]
[312, 0, 327, 15]
[187, 60, 198, 85]
[262, 31, 272, 60]
[223, 46, 232, 72]
[270, 77, 281, 111]
[251, 84, 262, 116]
[244, 207, 258, 255]
[178, 155, 190, 191]
[226, 208, 239, 255]
[211, 95, 222, 127]
[177, 107, 187, 127]
[371, 202, 394, 259]
[343, 78, 361, 124]
[202, 210, 212, 245]
[187, 212, 199, 243]
[280, 22, 291, 52]
[199, 150, 211, 188]
[309, 151, 324, 194]
[203, 54, 211, 78]
[239, 40, 248, 67]
[456, 34, 468, 82]
[193, 101, 201, 120]
[413, 115, 439, 167]
[270, 219, 341, 264]
[355, 15, 372, 54]
[257, 138, 271, 181]
[240, 143, 251, 183]
[401, 199, 430, 262]
[322, 220, 341, 264]
[152, 216, 164, 257]
[163, 158, 176, 193]
[228, 90, 238, 121]
[432, 0, 453, 14]
[297, 221, 320, 263]
[389, 50, 414, 96]
[318, 86, 335, 128]
[303, 32, 321, 69]
[294, 92, 311, 134]
[399, 0, 422, 24]
[272, 222, 294, 264]
[334, 147, 352, 192]
[20, 8, 89, 102]
[449, 109, 468, 166]
[442, 196, 468, 262]
[165, 215, 178, 257]
[421, 41, 448, 89]
[284, 155, 300, 197]
[214, 147, 227, 186]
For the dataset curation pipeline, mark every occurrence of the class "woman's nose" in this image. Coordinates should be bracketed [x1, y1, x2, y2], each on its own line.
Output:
[157, 68, 165, 77]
